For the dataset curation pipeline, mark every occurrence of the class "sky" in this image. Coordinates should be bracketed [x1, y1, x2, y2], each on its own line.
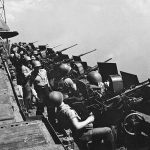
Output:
[5, 0, 150, 81]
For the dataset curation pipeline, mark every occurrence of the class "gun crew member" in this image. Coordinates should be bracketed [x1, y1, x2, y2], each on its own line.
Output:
[87, 71, 106, 97]
[48, 91, 115, 150]
[32, 50, 42, 60]
[21, 55, 33, 111]
[13, 52, 24, 85]
[53, 63, 77, 99]
[30, 60, 52, 115]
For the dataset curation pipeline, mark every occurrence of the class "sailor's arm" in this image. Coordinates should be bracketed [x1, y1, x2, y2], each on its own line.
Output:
[71, 113, 94, 130]
[21, 66, 32, 78]
[25, 70, 32, 78]
[65, 78, 77, 91]
[31, 87, 38, 98]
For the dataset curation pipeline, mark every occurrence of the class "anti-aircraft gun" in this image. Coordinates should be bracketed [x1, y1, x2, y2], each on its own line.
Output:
[45, 44, 61, 57]
[102, 79, 150, 136]
[71, 78, 150, 127]
[105, 79, 150, 105]
[48, 49, 95, 69]
[53, 49, 96, 66]
[77, 57, 113, 80]
[38, 44, 62, 59]
[41, 44, 78, 71]
[72, 49, 96, 58]
[39, 43, 61, 52]
[68, 49, 97, 76]
[56, 44, 78, 55]
[67, 49, 96, 62]
[47, 44, 78, 63]
[47, 49, 97, 81]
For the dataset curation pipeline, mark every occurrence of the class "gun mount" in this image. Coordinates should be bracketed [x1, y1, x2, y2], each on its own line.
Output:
[53, 49, 97, 66]
[78, 57, 112, 79]
[106, 79, 150, 103]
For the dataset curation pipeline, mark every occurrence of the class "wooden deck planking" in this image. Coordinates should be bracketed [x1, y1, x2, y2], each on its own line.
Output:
[0, 104, 14, 121]
[0, 60, 64, 150]
[0, 68, 16, 124]
[0, 120, 64, 150]
[0, 92, 11, 104]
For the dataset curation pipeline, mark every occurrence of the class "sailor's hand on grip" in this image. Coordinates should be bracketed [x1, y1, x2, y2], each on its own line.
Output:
[88, 112, 95, 123]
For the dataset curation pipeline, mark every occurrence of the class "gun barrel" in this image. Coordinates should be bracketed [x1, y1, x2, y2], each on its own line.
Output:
[86, 57, 112, 74]
[104, 58, 112, 63]
[106, 79, 150, 103]
[124, 79, 150, 95]
[78, 49, 96, 57]
[87, 65, 98, 73]
[77, 57, 113, 79]
[55, 48, 95, 64]
[57, 44, 78, 53]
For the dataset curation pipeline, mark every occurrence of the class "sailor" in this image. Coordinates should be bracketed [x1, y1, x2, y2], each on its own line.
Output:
[30, 60, 52, 115]
[52, 63, 77, 99]
[46, 47, 56, 58]
[19, 50, 25, 58]
[21, 55, 33, 111]
[48, 91, 116, 150]
[11, 46, 19, 54]
[32, 49, 42, 60]
[9, 53, 15, 65]
[13, 52, 23, 85]
[87, 71, 106, 97]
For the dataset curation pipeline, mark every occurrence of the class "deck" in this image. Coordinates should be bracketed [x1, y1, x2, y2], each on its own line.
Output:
[0, 63, 64, 150]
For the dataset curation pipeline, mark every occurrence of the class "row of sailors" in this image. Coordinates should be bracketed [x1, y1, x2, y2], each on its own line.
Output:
[10, 42, 60, 61]
[9, 45, 117, 150]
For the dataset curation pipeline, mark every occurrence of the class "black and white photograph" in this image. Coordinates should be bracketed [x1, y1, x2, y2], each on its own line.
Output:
[0, 0, 150, 149]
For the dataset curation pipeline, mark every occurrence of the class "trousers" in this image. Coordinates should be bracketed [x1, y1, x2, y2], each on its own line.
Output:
[34, 84, 50, 115]
[75, 127, 115, 150]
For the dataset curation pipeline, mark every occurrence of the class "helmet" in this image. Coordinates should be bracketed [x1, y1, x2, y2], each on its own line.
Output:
[32, 60, 41, 68]
[48, 91, 63, 106]
[14, 52, 20, 59]
[9, 54, 14, 58]
[24, 55, 31, 62]
[58, 63, 71, 75]
[87, 71, 102, 85]
[31, 55, 36, 60]
[33, 50, 38, 55]
[20, 51, 24, 55]
[12, 47, 19, 53]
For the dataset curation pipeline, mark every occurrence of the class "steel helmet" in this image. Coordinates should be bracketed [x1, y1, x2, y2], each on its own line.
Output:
[48, 91, 63, 106]
[33, 50, 38, 55]
[58, 63, 71, 75]
[31, 55, 36, 60]
[20, 51, 24, 55]
[14, 52, 20, 59]
[12, 47, 19, 53]
[9, 54, 14, 58]
[32, 60, 41, 68]
[24, 55, 31, 62]
[87, 71, 102, 85]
